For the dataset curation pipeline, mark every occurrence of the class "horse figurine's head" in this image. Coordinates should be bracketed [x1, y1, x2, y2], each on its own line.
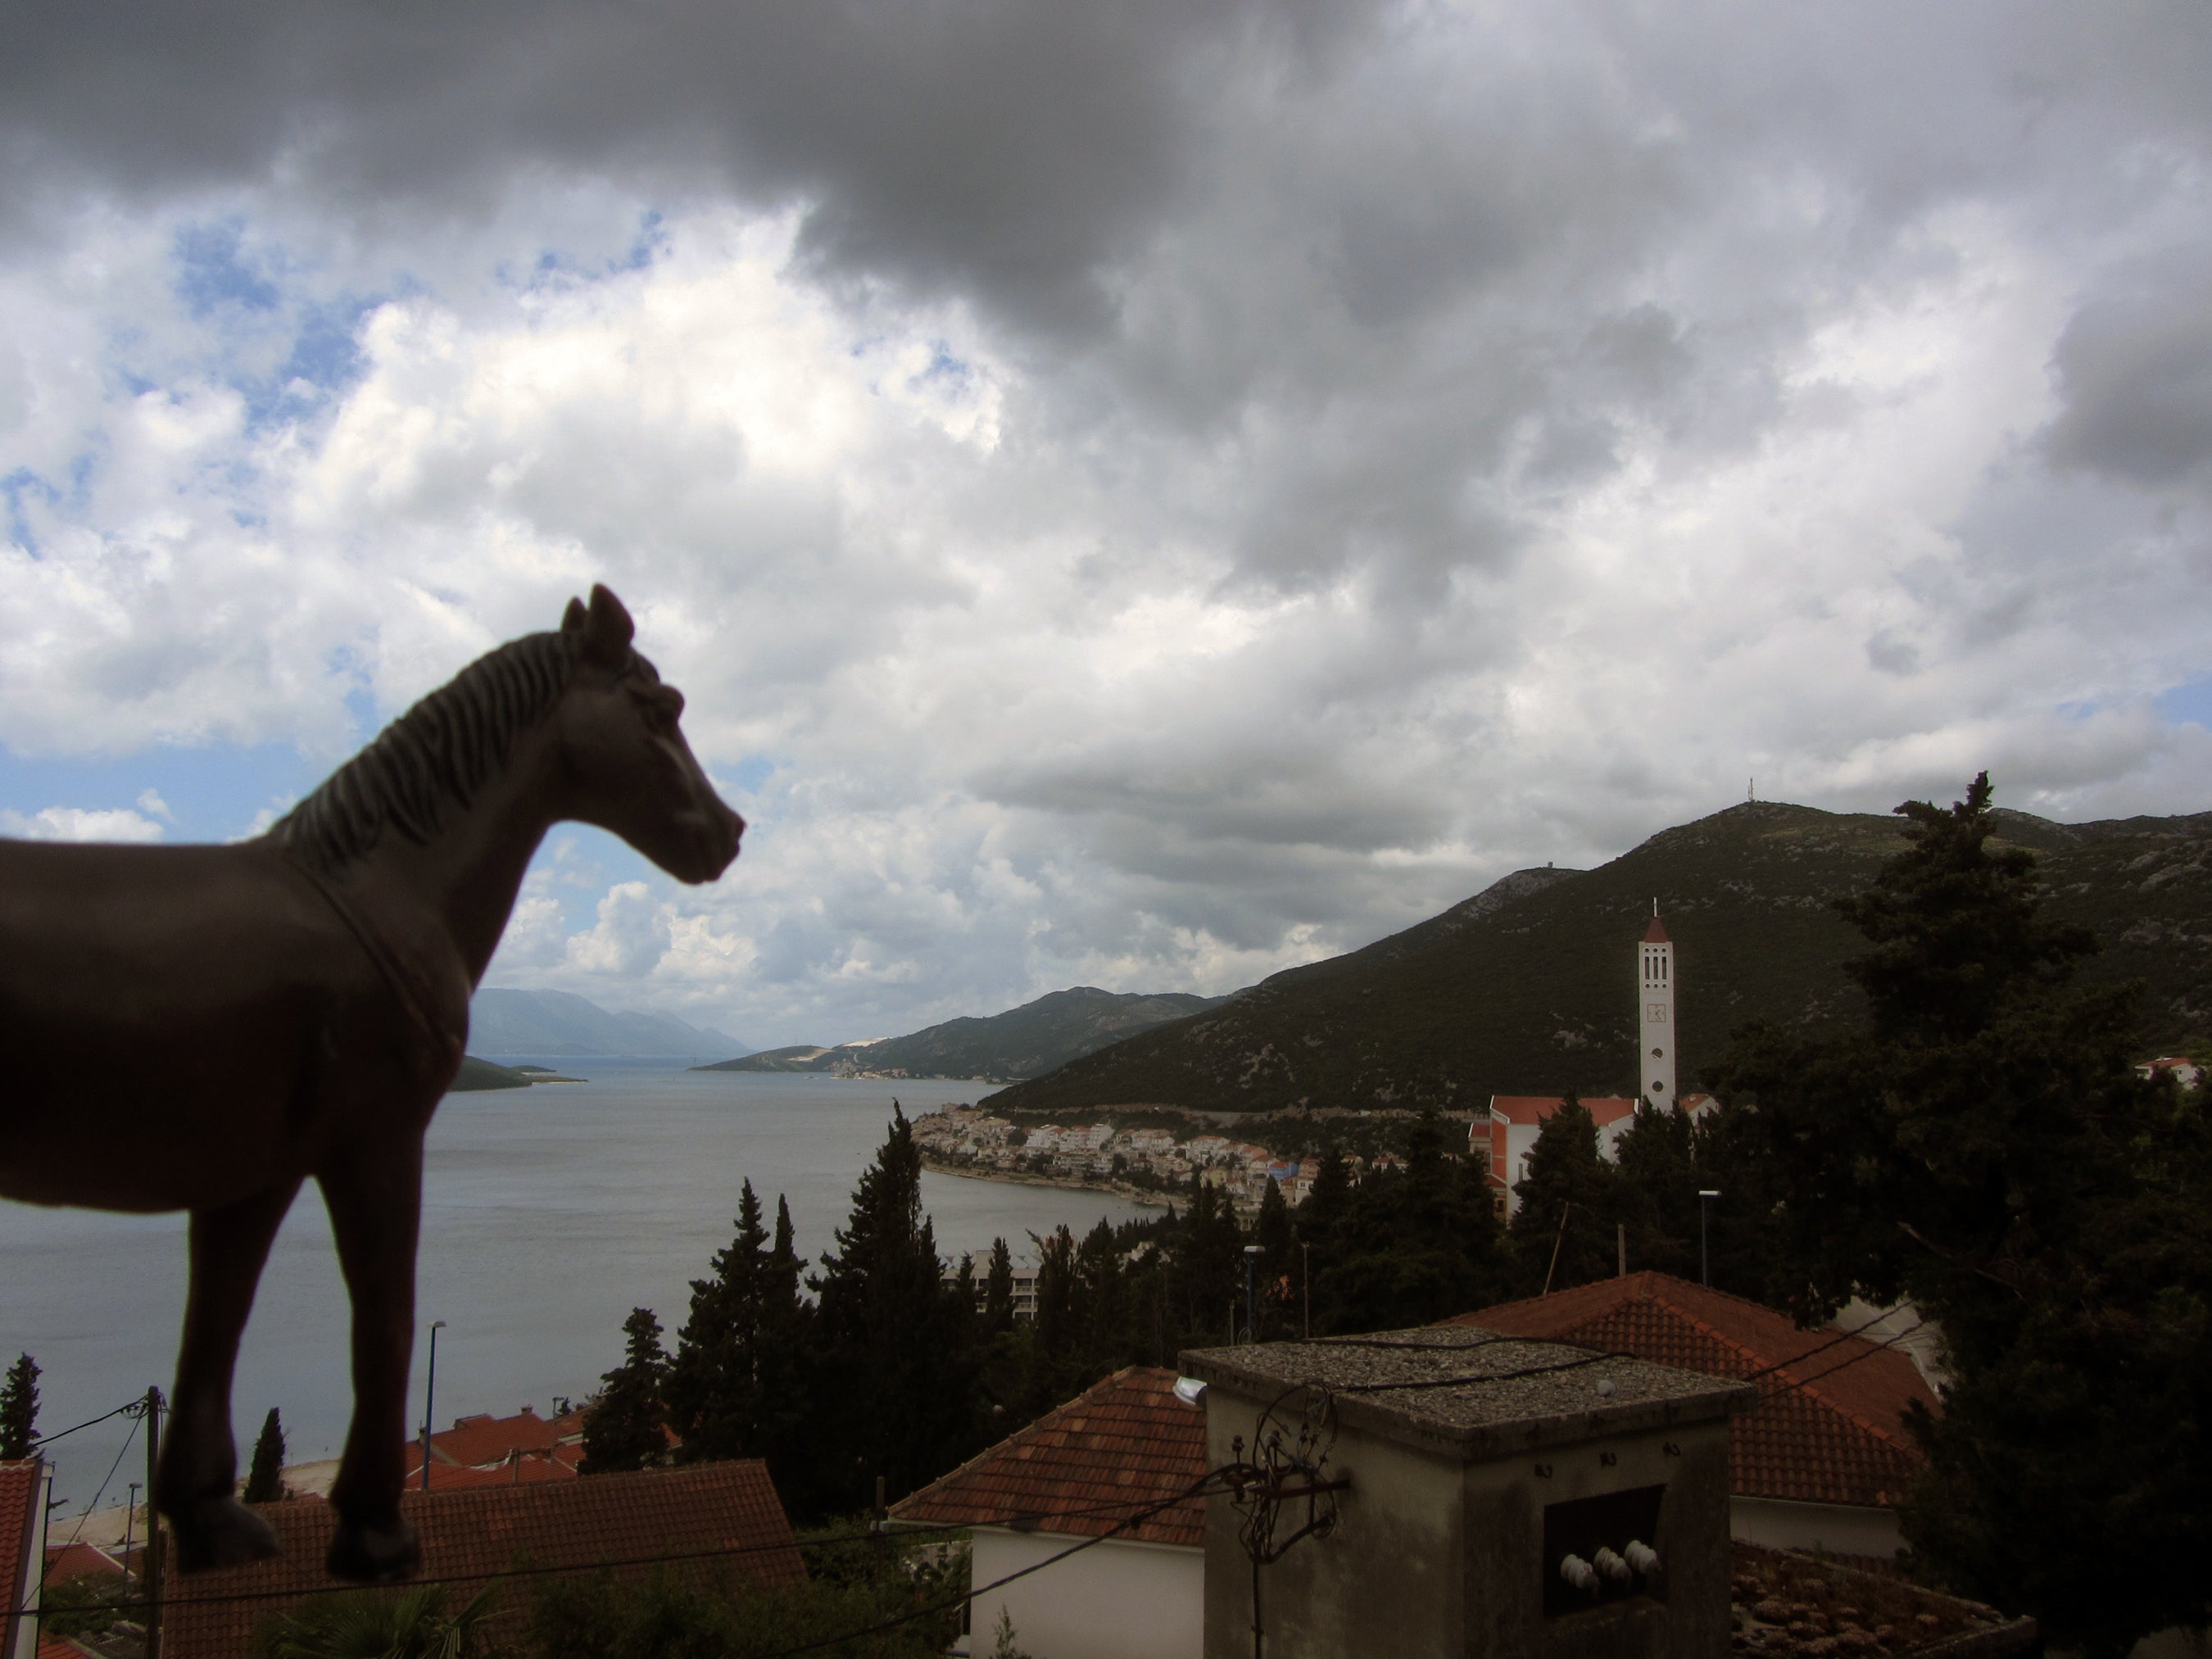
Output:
[556, 585, 745, 884]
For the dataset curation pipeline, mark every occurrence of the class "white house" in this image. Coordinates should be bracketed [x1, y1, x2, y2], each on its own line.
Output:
[892, 1367, 1204, 1659]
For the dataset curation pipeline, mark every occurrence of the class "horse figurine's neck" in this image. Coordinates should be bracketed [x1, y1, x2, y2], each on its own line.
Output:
[365, 714, 568, 989]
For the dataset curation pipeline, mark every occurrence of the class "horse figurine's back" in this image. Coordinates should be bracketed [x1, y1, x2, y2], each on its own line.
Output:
[0, 587, 742, 1581]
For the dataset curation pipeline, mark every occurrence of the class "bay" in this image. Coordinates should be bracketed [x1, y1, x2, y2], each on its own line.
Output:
[0, 1067, 1162, 1512]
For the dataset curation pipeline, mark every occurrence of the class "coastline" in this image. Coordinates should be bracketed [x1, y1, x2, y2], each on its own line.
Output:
[919, 1150, 1172, 1211]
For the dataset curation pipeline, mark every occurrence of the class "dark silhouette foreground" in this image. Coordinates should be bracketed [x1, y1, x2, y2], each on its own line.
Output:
[0, 586, 742, 1583]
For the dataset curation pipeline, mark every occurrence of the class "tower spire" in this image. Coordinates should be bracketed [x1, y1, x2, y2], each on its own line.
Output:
[1638, 908, 1676, 1109]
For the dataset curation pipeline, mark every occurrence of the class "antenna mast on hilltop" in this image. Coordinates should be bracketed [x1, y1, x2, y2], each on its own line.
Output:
[1748, 777, 1755, 802]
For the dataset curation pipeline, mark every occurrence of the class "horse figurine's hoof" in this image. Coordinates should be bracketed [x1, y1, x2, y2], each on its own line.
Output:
[169, 1495, 283, 1573]
[326, 1512, 422, 1584]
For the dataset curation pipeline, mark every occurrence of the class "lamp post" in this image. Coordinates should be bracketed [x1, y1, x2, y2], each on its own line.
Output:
[1242, 1244, 1262, 1344]
[1698, 1190, 1720, 1288]
[419, 1319, 447, 1493]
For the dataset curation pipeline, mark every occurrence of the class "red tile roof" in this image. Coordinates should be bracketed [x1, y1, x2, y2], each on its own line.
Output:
[160, 1459, 805, 1659]
[1644, 915, 1670, 943]
[41, 1539, 125, 1584]
[0, 1462, 42, 1659]
[1441, 1272, 1935, 1509]
[402, 1449, 581, 1491]
[892, 1367, 1208, 1548]
[1489, 1095, 1638, 1126]
[424, 1406, 585, 1468]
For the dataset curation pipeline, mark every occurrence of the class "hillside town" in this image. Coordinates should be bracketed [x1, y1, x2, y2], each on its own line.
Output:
[910, 1108, 1353, 1204]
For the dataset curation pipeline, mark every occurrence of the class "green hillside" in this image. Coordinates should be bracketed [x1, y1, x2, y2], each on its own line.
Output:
[987, 800, 2212, 1116]
[693, 986, 1230, 1081]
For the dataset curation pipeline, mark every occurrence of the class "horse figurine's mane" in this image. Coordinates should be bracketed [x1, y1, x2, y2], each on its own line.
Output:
[272, 629, 618, 876]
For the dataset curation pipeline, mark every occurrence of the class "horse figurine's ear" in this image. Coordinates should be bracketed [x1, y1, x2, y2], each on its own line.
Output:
[562, 584, 635, 667]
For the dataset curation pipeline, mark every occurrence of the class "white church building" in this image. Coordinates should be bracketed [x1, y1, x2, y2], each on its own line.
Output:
[1477, 906, 1711, 1215]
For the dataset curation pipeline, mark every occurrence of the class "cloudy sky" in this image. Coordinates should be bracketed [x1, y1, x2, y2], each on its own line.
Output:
[2, 2, 2208, 1050]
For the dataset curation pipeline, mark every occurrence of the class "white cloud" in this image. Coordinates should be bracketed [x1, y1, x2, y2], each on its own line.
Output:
[0, 805, 165, 843]
[4, 5, 2211, 1048]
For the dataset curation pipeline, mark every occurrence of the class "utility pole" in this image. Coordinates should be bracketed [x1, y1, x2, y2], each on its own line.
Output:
[1242, 1246, 1262, 1344]
[1698, 1190, 1721, 1288]
[143, 1386, 163, 1659]
[1300, 1242, 1311, 1340]
[420, 1319, 446, 1493]
[1617, 1222, 1627, 1279]
[1541, 1203, 1573, 1298]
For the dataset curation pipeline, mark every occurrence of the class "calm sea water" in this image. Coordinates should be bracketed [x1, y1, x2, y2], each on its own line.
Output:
[0, 1067, 1161, 1512]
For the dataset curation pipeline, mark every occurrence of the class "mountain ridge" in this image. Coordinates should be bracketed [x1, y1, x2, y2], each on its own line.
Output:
[984, 798, 2212, 1116]
[469, 986, 749, 1058]
[693, 985, 1230, 1081]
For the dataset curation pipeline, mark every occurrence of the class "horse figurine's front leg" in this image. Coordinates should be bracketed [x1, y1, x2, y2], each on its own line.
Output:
[318, 1135, 427, 1583]
[159, 1181, 301, 1570]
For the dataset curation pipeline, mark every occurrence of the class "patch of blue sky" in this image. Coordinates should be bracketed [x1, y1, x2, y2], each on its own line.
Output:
[0, 741, 328, 843]
[167, 217, 382, 433]
[725, 754, 777, 794]
[2, 467, 57, 553]
[528, 824, 668, 932]
[914, 342, 973, 392]
[172, 220, 281, 317]
[505, 212, 672, 293]
[2155, 676, 2212, 730]
[613, 210, 669, 273]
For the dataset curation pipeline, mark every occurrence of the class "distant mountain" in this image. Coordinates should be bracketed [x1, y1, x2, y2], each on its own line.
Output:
[693, 986, 1232, 1080]
[469, 987, 748, 1058]
[987, 800, 2212, 1116]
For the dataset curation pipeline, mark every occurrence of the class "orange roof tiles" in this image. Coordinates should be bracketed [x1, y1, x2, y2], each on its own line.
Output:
[893, 1367, 1208, 1549]
[424, 1406, 585, 1469]
[41, 1539, 125, 1584]
[0, 1461, 42, 1659]
[1442, 1272, 1935, 1509]
[161, 1459, 805, 1659]
[402, 1448, 581, 1490]
[1489, 1095, 1638, 1126]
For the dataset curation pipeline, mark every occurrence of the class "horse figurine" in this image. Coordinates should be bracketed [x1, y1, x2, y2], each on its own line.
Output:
[0, 586, 743, 1583]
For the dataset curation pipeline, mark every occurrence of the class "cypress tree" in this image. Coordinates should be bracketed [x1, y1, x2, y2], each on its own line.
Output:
[1252, 1178, 1296, 1338]
[243, 1408, 285, 1503]
[1507, 1094, 1623, 1294]
[983, 1238, 1016, 1335]
[809, 1103, 980, 1512]
[1713, 773, 2212, 1652]
[667, 1181, 772, 1465]
[580, 1308, 669, 1474]
[0, 1355, 37, 1461]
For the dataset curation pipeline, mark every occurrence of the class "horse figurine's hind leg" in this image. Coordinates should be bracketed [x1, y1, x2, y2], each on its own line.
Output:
[162, 1181, 305, 1569]
[0, 586, 743, 1582]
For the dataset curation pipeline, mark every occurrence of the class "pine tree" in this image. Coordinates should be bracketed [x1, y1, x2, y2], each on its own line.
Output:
[579, 1308, 669, 1474]
[1251, 1178, 1296, 1338]
[0, 1354, 38, 1461]
[808, 1104, 980, 1514]
[667, 1181, 772, 1465]
[243, 1408, 286, 1503]
[1172, 1176, 1242, 1341]
[1507, 1095, 1623, 1294]
[1712, 773, 2212, 1652]
[983, 1238, 1016, 1335]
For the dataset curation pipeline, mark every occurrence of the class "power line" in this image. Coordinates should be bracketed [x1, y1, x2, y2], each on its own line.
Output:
[7, 1467, 1232, 1624]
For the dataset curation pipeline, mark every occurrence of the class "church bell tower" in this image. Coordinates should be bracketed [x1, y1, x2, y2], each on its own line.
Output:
[1639, 905, 1676, 1109]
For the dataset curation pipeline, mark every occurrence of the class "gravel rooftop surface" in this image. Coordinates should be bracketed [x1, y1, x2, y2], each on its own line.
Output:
[1730, 1542, 2031, 1658]
[1185, 1325, 1747, 1431]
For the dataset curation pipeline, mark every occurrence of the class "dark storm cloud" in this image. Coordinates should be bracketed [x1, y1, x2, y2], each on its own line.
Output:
[2042, 247, 2212, 488]
[0, 0, 1378, 334]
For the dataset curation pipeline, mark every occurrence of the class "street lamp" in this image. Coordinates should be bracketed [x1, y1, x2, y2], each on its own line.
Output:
[1698, 1191, 1721, 1288]
[1242, 1245, 1263, 1344]
[420, 1320, 447, 1493]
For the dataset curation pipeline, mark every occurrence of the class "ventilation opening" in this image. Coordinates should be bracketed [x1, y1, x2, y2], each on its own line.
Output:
[1543, 1484, 1666, 1618]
